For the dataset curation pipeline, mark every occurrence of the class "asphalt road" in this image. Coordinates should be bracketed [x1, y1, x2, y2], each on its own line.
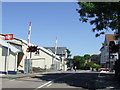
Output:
[1, 70, 120, 90]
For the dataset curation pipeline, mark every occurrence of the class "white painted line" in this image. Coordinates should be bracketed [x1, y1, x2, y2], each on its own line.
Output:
[34, 73, 75, 90]
[10, 79, 15, 81]
[47, 83, 52, 87]
[35, 81, 52, 89]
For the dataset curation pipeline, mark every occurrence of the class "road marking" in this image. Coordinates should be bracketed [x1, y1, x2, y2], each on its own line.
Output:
[35, 81, 52, 89]
[47, 83, 52, 87]
[10, 79, 15, 81]
[34, 73, 75, 90]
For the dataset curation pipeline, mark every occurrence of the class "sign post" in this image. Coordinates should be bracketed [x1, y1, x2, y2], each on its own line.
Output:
[4, 34, 14, 75]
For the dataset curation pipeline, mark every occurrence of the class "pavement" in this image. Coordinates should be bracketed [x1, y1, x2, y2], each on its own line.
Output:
[0, 70, 114, 80]
[1, 70, 119, 89]
[0, 70, 63, 79]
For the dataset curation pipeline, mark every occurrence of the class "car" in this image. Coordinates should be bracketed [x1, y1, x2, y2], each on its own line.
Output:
[100, 69, 109, 73]
[98, 68, 111, 72]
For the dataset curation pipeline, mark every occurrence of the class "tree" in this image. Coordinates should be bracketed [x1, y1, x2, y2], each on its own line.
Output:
[77, 2, 120, 37]
[84, 54, 91, 60]
[66, 49, 72, 58]
[77, 2, 120, 76]
[73, 56, 85, 68]
[66, 58, 73, 68]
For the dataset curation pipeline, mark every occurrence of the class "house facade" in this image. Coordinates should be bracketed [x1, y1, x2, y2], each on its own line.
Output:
[44, 47, 68, 71]
[100, 34, 118, 69]
[0, 34, 61, 74]
[31, 47, 61, 70]
[0, 37, 21, 75]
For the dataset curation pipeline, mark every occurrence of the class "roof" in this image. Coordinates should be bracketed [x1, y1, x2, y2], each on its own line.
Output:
[0, 38, 22, 54]
[20, 40, 60, 60]
[0, 33, 60, 59]
[0, 33, 27, 45]
[105, 34, 115, 46]
[44, 47, 67, 54]
[39, 47, 60, 60]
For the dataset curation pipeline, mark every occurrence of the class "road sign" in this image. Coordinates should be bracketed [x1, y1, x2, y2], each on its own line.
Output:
[28, 46, 38, 52]
[5, 34, 14, 40]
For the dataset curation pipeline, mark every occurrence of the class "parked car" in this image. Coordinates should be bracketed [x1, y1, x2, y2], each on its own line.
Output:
[98, 68, 111, 72]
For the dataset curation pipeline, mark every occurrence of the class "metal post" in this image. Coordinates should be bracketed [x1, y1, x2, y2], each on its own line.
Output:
[29, 52, 32, 73]
[6, 42, 10, 75]
[25, 22, 32, 73]
[54, 37, 58, 70]
[14, 55, 17, 72]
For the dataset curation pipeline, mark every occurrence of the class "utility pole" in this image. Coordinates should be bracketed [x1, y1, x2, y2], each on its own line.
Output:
[54, 37, 58, 70]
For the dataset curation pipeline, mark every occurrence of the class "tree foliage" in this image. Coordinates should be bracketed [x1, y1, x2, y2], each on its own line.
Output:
[84, 54, 91, 60]
[66, 54, 100, 70]
[66, 49, 72, 58]
[66, 58, 73, 67]
[77, 2, 120, 37]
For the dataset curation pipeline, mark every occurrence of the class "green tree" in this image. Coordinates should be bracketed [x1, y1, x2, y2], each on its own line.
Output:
[73, 56, 85, 68]
[77, 2, 120, 37]
[84, 54, 91, 60]
[66, 58, 73, 67]
[77, 2, 120, 76]
[66, 49, 72, 58]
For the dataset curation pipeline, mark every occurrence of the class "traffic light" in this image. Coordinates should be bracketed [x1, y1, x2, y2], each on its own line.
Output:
[28, 46, 38, 52]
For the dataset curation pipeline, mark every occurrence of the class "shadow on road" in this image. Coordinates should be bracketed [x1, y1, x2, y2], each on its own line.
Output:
[31, 72, 120, 89]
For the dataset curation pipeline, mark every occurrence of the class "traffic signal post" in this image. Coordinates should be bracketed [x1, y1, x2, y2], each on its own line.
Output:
[26, 45, 38, 73]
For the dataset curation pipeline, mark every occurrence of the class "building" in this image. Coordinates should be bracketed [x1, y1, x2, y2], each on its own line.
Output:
[0, 34, 62, 74]
[14, 40, 61, 72]
[100, 34, 118, 69]
[44, 47, 68, 71]
[0, 38, 21, 74]
[44, 47, 67, 58]
[0, 34, 26, 74]
[31, 46, 61, 70]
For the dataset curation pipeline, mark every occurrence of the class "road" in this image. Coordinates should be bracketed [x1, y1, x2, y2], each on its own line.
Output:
[1, 70, 120, 90]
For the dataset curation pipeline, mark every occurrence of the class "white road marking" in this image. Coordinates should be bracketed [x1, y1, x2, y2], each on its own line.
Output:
[10, 79, 15, 81]
[34, 73, 75, 90]
[35, 81, 52, 89]
[47, 83, 52, 87]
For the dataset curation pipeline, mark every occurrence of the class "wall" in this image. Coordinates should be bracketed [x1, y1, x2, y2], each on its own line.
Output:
[31, 49, 53, 69]
[0, 45, 17, 74]
[31, 48, 61, 70]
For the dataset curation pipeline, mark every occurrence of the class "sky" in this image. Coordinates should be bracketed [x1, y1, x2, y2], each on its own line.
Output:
[2, 2, 114, 56]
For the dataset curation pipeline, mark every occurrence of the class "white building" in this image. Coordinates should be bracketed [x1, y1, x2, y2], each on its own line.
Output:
[0, 34, 61, 74]
[31, 46, 61, 70]
[0, 38, 21, 75]
[44, 47, 68, 71]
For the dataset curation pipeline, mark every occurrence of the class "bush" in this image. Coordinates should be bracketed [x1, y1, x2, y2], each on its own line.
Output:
[91, 63, 100, 71]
